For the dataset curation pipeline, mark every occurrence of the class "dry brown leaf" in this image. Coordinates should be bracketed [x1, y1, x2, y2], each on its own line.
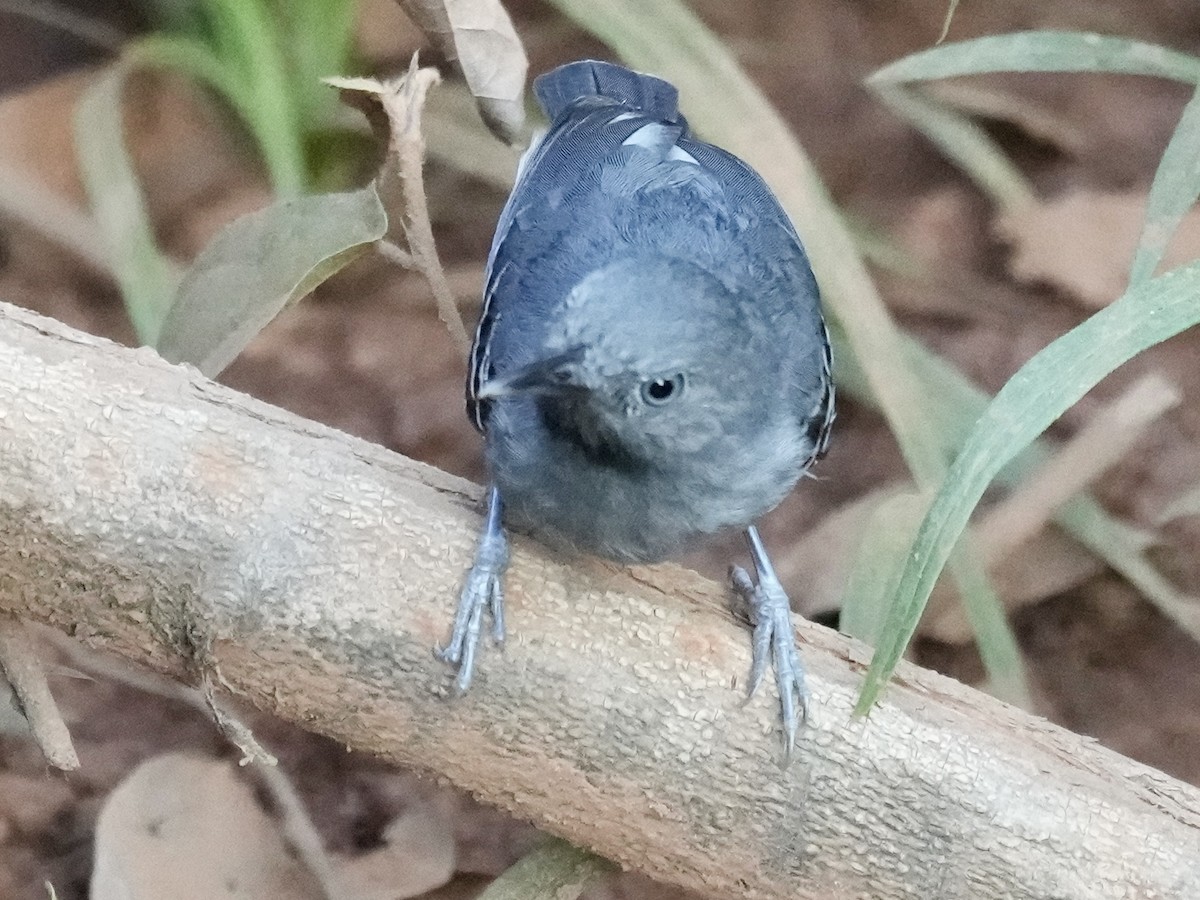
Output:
[330, 68, 473, 357]
[0, 771, 75, 835]
[0, 69, 93, 203]
[334, 799, 457, 899]
[392, 0, 528, 143]
[997, 188, 1200, 308]
[90, 753, 323, 900]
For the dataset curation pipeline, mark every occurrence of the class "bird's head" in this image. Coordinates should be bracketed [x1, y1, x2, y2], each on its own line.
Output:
[478, 257, 769, 464]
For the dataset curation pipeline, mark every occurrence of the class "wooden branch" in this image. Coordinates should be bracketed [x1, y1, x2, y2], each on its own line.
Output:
[1, 300, 1198, 899]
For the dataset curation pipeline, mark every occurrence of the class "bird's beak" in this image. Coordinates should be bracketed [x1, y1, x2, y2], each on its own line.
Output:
[477, 347, 588, 399]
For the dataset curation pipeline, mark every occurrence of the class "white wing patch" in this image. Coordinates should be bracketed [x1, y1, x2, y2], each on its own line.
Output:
[621, 123, 699, 164]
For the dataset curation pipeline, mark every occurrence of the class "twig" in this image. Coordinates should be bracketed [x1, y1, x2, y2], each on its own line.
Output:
[0, 615, 78, 770]
[384, 60, 472, 356]
[375, 237, 415, 269]
[330, 63, 474, 357]
[255, 763, 345, 900]
[201, 674, 278, 767]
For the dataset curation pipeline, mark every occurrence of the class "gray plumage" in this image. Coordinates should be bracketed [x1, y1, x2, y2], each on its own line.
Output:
[442, 60, 834, 756]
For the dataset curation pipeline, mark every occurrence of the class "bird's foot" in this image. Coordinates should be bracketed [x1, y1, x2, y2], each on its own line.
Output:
[730, 528, 810, 757]
[437, 488, 508, 693]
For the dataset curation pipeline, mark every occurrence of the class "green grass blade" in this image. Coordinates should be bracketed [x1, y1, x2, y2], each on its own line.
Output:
[124, 33, 245, 109]
[73, 65, 181, 344]
[203, 0, 306, 195]
[548, 0, 1024, 691]
[1130, 85, 1200, 285]
[857, 259, 1200, 711]
[840, 491, 924, 644]
[283, 0, 359, 129]
[1062, 498, 1200, 636]
[832, 305, 1190, 669]
[870, 31, 1200, 85]
[156, 185, 387, 376]
[945, 544, 1027, 704]
[873, 85, 1036, 213]
[477, 838, 614, 900]
[839, 332, 1184, 628]
[141, 0, 205, 32]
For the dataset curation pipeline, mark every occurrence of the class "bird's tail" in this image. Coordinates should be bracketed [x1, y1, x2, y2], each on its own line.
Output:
[533, 60, 680, 123]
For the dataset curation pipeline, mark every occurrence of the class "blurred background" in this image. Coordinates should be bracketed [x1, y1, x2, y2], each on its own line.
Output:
[2, 0, 1200, 897]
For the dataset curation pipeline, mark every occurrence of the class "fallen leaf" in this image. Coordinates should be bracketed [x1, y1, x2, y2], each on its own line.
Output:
[90, 753, 322, 899]
[997, 189, 1200, 308]
[335, 799, 457, 899]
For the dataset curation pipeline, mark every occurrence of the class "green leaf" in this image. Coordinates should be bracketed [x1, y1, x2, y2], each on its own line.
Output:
[832, 320, 1191, 651]
[1129, 85, 1200, 285]
[156, 184, 388, 376]
[870, 31, 1200, 86]
[284, 0, 359, 129]
[857, 258, 1200, 711]
[477, 838, 614, 900]
[74, 65, 182, 345]
[202, 0, 306, 195]
[124, 33, 240, 103]
[840, 491, 926, 644]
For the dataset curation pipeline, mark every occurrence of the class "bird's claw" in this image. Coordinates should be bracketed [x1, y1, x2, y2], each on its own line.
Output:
[730, 533, 810, 758]
[438, 489, 508, 693]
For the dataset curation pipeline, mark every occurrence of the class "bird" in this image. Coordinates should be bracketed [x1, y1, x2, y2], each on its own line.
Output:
[438, 59, 835, 754]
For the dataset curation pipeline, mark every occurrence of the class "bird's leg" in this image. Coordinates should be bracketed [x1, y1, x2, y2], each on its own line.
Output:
[437, 485, 509, 693]
[729, 524, 810, 756]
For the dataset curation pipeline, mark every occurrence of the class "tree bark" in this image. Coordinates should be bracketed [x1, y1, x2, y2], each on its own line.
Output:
[1, 300, 1198, 899]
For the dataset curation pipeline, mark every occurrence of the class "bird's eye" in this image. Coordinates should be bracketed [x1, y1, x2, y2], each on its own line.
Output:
[640, 374, 685, 406]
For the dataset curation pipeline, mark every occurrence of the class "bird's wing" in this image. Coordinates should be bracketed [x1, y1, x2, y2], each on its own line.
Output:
[807, 333, 836, 464]
[469, 60, 834, 454]
[677, 138, 835, 462]
[468, 63, 691, 431]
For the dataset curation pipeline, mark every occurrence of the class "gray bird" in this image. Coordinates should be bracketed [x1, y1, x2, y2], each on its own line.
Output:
[439, 60, 834, 754]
